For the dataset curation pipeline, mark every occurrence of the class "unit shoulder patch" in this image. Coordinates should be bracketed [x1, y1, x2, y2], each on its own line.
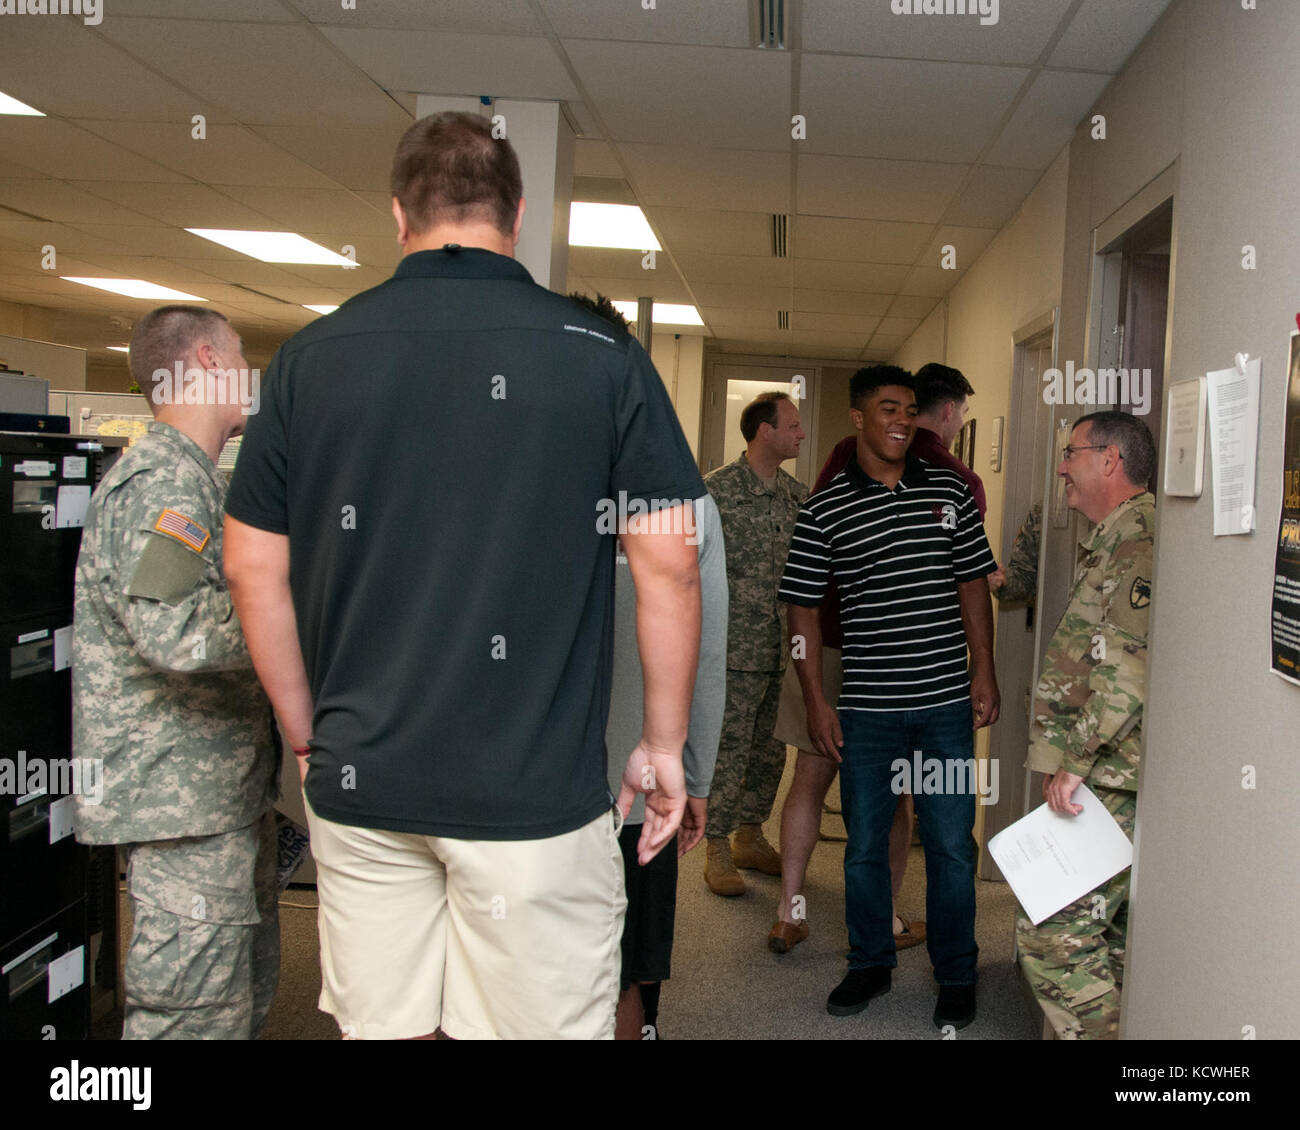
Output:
[1129, 576, 1151, 609]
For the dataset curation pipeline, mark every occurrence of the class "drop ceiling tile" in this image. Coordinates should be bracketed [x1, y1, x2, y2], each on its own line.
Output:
[917, 226, 997, 272]
[622, 146, 791, 213]
[793, 259, 910, 293]
[984, 71, 1112, 169]
[568, 246, 667, 280]
[790, 330, 871, 352]
[0, 20, 230, 124]
[691, 283, 796, 309]
[74, 122, 342, 190]
[108, 0, 299, 19]
[701, 307, 785, 332]
[0, 158, 47, 180]
[94, 19, 414, 128]
[943, 165, 1044, 228]
[673, 252, 792, 288]
[214, 186, 394, 236]
[292, 0, 543, 34]
[0, 181, 154, 226]
[1048, 0, 1173, 72]
[574, 140, 624, 178]
[867, 333, 911, 352]
[799, 154, 967, 223]
[713, 338, 797, 357]
[800, 55, 1028, 163]
[318, 27, 578, 100]
[180, 260, 340, 289]
[579, 275, 693, 304]
[543, 0, 750, 45]
[564, 41, 791, 150]
[65, 226, 245, 259]
[650, 208, 772, 257]
[0, 119, 189, 183]
[0, 221, 130, 258]
[874, 316, 922, 338]
[68, 183, 282, 230]
[796, 216, 932, 265]
[900, 265, 965, 297]
[801, 0, 1077, 64]
[794, 289, 895, 317]
[790, 311, 881, 335]
[571, 177, 638, 205]
[886, 294, 941, 320]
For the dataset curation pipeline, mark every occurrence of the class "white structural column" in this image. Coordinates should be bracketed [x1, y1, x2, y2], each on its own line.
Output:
[413, 96, 574, 290]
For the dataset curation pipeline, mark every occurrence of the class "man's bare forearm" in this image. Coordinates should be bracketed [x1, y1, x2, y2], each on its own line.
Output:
[957, 576, 995, 672]
[788, 603, 826, 709]
[224, 520, 314, 749]
[624, 514, 701, 754]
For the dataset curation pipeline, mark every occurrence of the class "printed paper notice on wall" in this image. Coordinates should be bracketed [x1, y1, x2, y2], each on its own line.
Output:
[55, 485, 90, 529]
[1206, 357, 1261, 535]
[53, 625, 72, 672]
[48, 946, 84, 1004]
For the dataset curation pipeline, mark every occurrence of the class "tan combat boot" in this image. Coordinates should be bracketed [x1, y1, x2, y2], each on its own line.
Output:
[704, 836, 745, 896]
[732, 824, 782, 875]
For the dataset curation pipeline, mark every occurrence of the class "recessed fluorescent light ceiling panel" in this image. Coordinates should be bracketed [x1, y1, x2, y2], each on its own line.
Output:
[303, 304, 339, 315]
[107, 346, 130, 352]
[186, 229, 356, 266]
[612, 300, 704, 327]
[0, 91, 43, 116]
[63, 278, 207, 301]
[569, 203, 660, 251]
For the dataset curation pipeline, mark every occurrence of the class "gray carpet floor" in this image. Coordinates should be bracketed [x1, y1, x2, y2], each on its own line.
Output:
[103, 749, 1042, 1040]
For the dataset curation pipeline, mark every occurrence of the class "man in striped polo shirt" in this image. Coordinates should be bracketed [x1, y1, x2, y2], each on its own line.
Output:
[779, 365, 999, 1030]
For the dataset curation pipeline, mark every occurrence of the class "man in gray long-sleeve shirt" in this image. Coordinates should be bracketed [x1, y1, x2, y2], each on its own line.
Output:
[606, 492, 728, 1040]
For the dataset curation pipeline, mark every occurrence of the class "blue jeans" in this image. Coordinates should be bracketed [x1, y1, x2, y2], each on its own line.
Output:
[838, 702, 978, 984]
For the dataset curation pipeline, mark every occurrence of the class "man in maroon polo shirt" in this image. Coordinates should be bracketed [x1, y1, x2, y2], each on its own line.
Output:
[911, 363, 986, 517]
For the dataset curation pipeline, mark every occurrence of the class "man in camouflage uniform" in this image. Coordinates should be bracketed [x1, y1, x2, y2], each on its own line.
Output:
[991, 501, 1042, 603]
[702, 391, 808, 895]
[73, 305, 279, 1039]
[1017, 412, 1155, 1040]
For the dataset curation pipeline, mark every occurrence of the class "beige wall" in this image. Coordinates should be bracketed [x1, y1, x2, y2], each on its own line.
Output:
[887, 0, 1300, 1037]
[0, 329, 87, 391]
[1052, 0, 1300, 1038]
[650, 332, 706, 459]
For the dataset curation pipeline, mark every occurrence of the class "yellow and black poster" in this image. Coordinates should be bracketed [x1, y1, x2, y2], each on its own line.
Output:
[1271, 330, 1300, 685]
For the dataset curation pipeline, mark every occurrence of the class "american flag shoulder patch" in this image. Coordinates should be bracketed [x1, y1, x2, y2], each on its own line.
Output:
[154, 508, 210, 553]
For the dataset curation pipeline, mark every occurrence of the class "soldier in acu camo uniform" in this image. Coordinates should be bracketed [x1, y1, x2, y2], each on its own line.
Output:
[1017, 412, 1156, 1040]
[73, 306, 279, 1040]
[702, 391, 808, 896]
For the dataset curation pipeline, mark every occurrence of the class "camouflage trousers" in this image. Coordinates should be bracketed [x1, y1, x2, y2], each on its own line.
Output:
[121, 809, 279, 1040]
[706, 668, 787, 837]
[1016, 787, 1136, 1040]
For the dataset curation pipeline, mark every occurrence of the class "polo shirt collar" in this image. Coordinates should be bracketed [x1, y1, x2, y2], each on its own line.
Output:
[392, 246, 535, 284]
[843, 449, 927, 492]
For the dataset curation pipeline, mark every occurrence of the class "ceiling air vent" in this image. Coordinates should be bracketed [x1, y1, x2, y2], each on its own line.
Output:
[753, 0, 787, 49]
[771, 213, 788, 258]
[777, 310, 790, 330]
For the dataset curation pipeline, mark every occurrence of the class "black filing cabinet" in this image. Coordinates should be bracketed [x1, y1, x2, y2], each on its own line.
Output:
[0, 432, 125, 1038]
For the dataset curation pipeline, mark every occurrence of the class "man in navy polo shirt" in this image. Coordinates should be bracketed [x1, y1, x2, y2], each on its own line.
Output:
[223, 112, 704, 1040]
[779, 366, 999, 1030]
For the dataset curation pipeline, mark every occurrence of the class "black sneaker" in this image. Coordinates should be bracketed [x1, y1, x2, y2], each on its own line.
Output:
[933, 983, 976, 1030]
[826, 967, 892, 1016]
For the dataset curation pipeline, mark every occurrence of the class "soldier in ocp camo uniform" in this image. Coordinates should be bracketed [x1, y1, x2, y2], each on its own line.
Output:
[701, 392, 808, 896]
[1016, 412, 1156, 1040]
[73, 306, 279, 1040]
[992, 501, 1042, 604]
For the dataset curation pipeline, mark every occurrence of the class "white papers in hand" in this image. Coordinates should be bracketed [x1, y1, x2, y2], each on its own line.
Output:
[987, 785, 1133, 925]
